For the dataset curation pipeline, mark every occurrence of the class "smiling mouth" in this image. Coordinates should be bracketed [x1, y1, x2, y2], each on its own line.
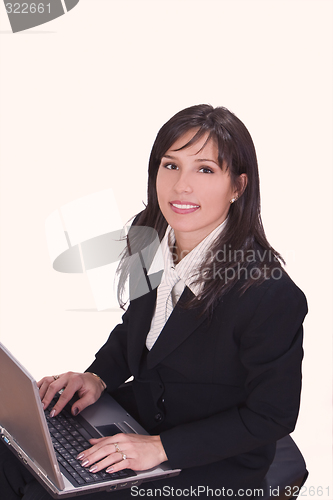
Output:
[172, 203, 200, 209]
[169, 202, 200, 214]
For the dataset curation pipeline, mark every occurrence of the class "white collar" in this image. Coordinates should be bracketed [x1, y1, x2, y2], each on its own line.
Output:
[148, 219, 227, 296]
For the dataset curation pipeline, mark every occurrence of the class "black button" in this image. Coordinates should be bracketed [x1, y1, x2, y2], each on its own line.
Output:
[154, 413, 162, 422]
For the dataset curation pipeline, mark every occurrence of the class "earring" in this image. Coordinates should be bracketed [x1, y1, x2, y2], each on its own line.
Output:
[230, 196, 238, 204]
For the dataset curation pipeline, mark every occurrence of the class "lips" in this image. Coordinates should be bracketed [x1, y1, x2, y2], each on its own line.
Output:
[169, 201, 200, 214]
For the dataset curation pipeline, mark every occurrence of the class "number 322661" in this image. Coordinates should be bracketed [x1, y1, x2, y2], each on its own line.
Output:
[5, 3, 51, 14]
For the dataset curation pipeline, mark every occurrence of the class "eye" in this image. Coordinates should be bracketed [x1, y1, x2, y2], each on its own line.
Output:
[163, 163, 178, 170]
[198, 167, 214, 174]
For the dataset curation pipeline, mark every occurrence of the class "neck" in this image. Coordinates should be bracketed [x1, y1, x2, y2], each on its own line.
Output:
[171, 218, 228, 262]
[173, 233, 200, 262]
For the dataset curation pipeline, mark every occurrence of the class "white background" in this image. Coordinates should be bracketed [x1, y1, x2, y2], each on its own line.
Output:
[0, 0, 332, 497]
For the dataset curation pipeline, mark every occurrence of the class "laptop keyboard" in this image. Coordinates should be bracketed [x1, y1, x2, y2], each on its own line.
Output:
[44, 401, 136, 486]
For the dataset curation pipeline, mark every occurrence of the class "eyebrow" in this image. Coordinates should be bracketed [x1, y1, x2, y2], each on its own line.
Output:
[194, 158, 219, 165]
[162, 154, 219, 165]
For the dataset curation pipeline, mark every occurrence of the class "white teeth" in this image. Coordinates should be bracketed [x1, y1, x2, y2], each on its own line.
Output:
[172, 204, 199, 209]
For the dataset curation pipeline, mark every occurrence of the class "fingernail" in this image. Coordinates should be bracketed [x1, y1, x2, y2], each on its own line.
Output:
[41, 402, 45, 409]
[89, 466, 98, 473]
[73, 407, 79, 416]
[77, 453, 85, 460]
[82, 460, 89, 467]
[106, 467, 114, 473]
[50, 409, 55, 418]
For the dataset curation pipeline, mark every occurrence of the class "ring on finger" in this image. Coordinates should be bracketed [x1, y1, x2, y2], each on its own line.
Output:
[53, 375, 60, 381]
[121, 453, 127, 461]
[114, 443, 120, 453]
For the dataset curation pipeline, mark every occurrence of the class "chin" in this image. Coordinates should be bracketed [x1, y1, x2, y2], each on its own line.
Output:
[168, 219, 204, 234]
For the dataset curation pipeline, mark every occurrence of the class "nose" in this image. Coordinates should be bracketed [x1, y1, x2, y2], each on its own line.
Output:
[173, 171, 193, 194]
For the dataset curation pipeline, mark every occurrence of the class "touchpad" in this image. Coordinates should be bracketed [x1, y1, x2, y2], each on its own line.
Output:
[96, 423, 122, 437]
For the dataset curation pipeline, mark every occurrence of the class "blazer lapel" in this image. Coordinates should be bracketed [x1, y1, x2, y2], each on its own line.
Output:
[146, 287, 209, 369]
[127, 287, 157, 377]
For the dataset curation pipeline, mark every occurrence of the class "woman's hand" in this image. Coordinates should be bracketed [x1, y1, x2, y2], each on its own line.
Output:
[77, 433, 168, 474]
[37, 372, 106, 417]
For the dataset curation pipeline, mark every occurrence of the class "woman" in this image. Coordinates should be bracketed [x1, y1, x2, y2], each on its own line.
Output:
[0, 105, 307, 498]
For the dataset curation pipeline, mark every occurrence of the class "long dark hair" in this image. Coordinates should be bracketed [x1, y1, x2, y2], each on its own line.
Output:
[118, 104, 284, 312]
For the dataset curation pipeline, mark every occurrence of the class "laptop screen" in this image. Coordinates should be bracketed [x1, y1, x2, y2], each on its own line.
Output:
[0, 343, 64, 489]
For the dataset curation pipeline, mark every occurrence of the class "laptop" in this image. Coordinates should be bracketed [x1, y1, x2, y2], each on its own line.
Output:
[0, 343, 181, 498]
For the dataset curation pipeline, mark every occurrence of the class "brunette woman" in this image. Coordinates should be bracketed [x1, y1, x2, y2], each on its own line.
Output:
[0, 105, 307, 499]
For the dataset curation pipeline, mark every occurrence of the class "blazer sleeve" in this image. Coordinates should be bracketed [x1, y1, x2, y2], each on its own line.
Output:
[86, 307, 132, 392]
[159, 277, 308, 469]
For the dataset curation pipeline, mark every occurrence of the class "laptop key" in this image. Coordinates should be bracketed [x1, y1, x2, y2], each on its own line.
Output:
[81, 474, 95, 483]
[99, 471, 110, 479]
[70, 473, 85, 485]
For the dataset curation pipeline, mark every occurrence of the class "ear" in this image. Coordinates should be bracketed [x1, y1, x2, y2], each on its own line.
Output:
[234, 173, 248, 199]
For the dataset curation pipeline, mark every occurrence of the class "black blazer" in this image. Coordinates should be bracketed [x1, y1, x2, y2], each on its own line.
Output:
[87, 270, 307, 488]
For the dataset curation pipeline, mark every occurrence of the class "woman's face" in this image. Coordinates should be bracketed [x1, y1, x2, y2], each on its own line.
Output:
[156, 130, 239, 251]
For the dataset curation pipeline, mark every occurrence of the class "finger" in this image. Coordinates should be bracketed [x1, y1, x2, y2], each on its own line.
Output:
[88, 438, 104, 447]
[105, 455, 130, 474]
[79, 438, 115, 459]
[68, 373, 105, 416]
[36, 377, 46, 389]
[81, 449, 129, 474]
[86, 435, 127, 455]
[87, 436, 124, 446]
[38, 379, 53, 403]
[70, 391, 99, 417]
[75, 438, 108, 463]
[49, 379, 82, 417]
[40, 376, 68, 411]
[93, 454, 129, 474]
[76, 435, 127, 464]
[87, 434, 126, 446]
